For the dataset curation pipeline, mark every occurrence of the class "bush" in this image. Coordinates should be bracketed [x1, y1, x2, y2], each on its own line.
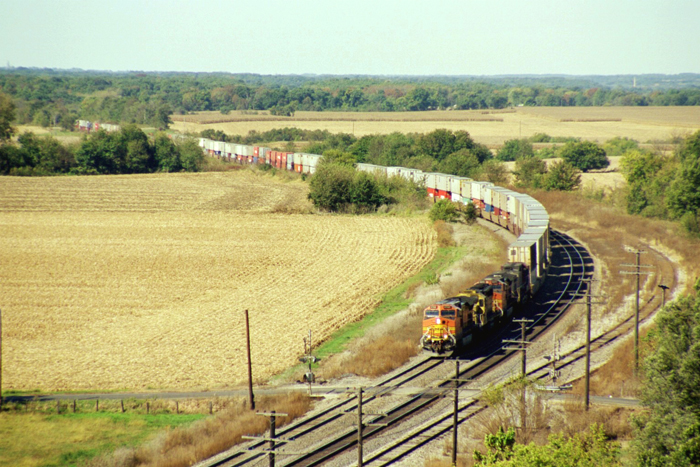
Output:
[429, 199, 459, 222]
[542, 161, 581, 191]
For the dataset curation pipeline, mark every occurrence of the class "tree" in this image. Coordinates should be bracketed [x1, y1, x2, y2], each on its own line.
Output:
[478, 159, 509, 185]
[307, 162, 355, 211]
[559, 141, 609, 172]
[321, 149, 356, 167]
[496, 139, 534, 161]
[620, 149, 669, 215]
[604, 136, 639, 157]
[418, 129, 456, 162]
[512, 156, 547, 188]
[633, 290, 700, 466]
[0, 92, 16, 141]
[542, 161, 581, 191]
[438, 149, 480, 177]
[350, 172, 386, 211]
[177, 137, 205, 172]
[153, 132, 181, 172]
[666, 131, 700, 232]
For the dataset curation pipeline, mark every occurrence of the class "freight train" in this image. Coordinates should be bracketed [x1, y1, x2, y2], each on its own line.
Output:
[196, 137, 550, 354]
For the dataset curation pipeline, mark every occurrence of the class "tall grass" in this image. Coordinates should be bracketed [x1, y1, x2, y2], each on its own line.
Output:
[85, 394, 311, 467]
[531, 188, 699, 397]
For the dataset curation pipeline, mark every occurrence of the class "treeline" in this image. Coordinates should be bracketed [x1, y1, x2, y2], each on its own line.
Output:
[619, 130, 700, 235]
[2, 70, 700, 130]
[0, 128, 204, 177]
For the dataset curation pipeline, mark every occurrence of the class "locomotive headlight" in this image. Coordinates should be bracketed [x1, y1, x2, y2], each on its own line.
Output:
[435, 317, 440, 324]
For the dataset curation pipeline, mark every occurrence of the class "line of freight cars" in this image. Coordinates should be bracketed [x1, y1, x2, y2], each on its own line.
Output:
[197, 137, 551, 352]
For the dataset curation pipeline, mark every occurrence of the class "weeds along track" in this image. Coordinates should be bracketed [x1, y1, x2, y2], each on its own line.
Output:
[196, 356, 448, 467]
[198, 230, 590, 467]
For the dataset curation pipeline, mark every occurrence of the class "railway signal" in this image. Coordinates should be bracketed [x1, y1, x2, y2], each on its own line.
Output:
[299, 329, 320, 394]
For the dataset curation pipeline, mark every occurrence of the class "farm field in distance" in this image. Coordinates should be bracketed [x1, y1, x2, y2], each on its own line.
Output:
[0, 171, 436, 391]
[170, 106, 700, 145]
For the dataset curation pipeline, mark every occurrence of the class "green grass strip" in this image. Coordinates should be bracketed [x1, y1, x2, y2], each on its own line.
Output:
[313, 245, 469, 359]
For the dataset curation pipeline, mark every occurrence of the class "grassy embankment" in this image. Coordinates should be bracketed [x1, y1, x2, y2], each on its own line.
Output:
[1, 394, 311, 467]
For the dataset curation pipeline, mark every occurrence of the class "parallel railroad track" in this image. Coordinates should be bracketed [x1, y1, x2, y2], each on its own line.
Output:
[199, 229, 591, 467]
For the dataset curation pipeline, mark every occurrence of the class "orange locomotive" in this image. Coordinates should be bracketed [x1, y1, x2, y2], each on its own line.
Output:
[420, 262, 530, 353]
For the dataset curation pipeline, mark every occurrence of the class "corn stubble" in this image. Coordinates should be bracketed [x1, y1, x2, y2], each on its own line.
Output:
[0, 172, 435, 391]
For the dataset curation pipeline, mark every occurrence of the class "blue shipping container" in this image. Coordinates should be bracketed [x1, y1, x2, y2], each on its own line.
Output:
[485, 204, 494, 213]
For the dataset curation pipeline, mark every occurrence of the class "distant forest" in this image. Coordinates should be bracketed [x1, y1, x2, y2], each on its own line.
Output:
[1, 68, 700, 129]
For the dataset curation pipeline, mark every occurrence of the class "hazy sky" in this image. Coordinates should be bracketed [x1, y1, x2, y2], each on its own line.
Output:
[1, 0, 698, 76]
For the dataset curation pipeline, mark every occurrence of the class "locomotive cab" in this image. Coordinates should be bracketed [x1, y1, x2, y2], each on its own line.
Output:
[420, 300, 470, 353]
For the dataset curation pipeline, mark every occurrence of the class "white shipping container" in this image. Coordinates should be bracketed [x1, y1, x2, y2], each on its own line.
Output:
[460, 179, 472, 200]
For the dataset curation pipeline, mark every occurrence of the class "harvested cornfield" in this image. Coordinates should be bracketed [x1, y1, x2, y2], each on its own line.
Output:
[0, 172, 436, 391]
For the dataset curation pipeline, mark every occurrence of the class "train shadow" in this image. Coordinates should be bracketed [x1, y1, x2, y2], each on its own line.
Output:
[454, 230, 594, 361]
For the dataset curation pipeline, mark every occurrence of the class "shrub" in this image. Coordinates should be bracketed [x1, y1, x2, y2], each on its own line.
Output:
[542, 161, 581, 191]
[429, 199, 459, 222]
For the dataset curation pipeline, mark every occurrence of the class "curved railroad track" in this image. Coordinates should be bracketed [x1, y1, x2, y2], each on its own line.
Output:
[197, 229, 591, 467]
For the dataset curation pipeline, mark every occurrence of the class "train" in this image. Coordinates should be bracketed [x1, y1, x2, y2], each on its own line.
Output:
[195, 137, 551, 354]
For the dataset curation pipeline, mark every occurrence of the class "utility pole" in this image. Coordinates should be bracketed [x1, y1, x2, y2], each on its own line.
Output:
[571, 278, 604, 410]
[452, 360, 459, 467]
[355, 387, 388, 467]
[242, 411, 289, 467]
[357, 387, 363, 467]
[504, 318, 534, 376]
[0, 308, 2, 407]
[245, 309, 255, 410]
[620, 249, 654, 374]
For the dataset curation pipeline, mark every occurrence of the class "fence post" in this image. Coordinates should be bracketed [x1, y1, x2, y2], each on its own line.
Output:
[121, 400, 125, 413]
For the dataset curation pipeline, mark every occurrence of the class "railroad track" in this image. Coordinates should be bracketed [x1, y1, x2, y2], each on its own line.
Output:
[528, 237, 676, 384]
[198, 230, 590, 467]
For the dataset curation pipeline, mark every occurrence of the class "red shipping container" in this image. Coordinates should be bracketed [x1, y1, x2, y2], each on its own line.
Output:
[296, 164, 303, 173]
[438, 190, 449, 199]
[427, 188, 436, 198]
[254, 146, 259, 156]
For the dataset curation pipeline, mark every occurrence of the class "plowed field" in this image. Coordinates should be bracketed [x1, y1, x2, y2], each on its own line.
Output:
[0, 172, 436, 391]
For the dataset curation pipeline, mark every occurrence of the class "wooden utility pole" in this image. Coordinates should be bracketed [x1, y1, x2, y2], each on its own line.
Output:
[245, 309, 255, 410]
[0, 308, 3, 407]
[242, 411, 289, 467]
[357, 387, 363, 467]
[504, 318, 534, 376]
[620, 250, 653, 373]
[573, 279, 603, 410]
[452, 360, 460, 467]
